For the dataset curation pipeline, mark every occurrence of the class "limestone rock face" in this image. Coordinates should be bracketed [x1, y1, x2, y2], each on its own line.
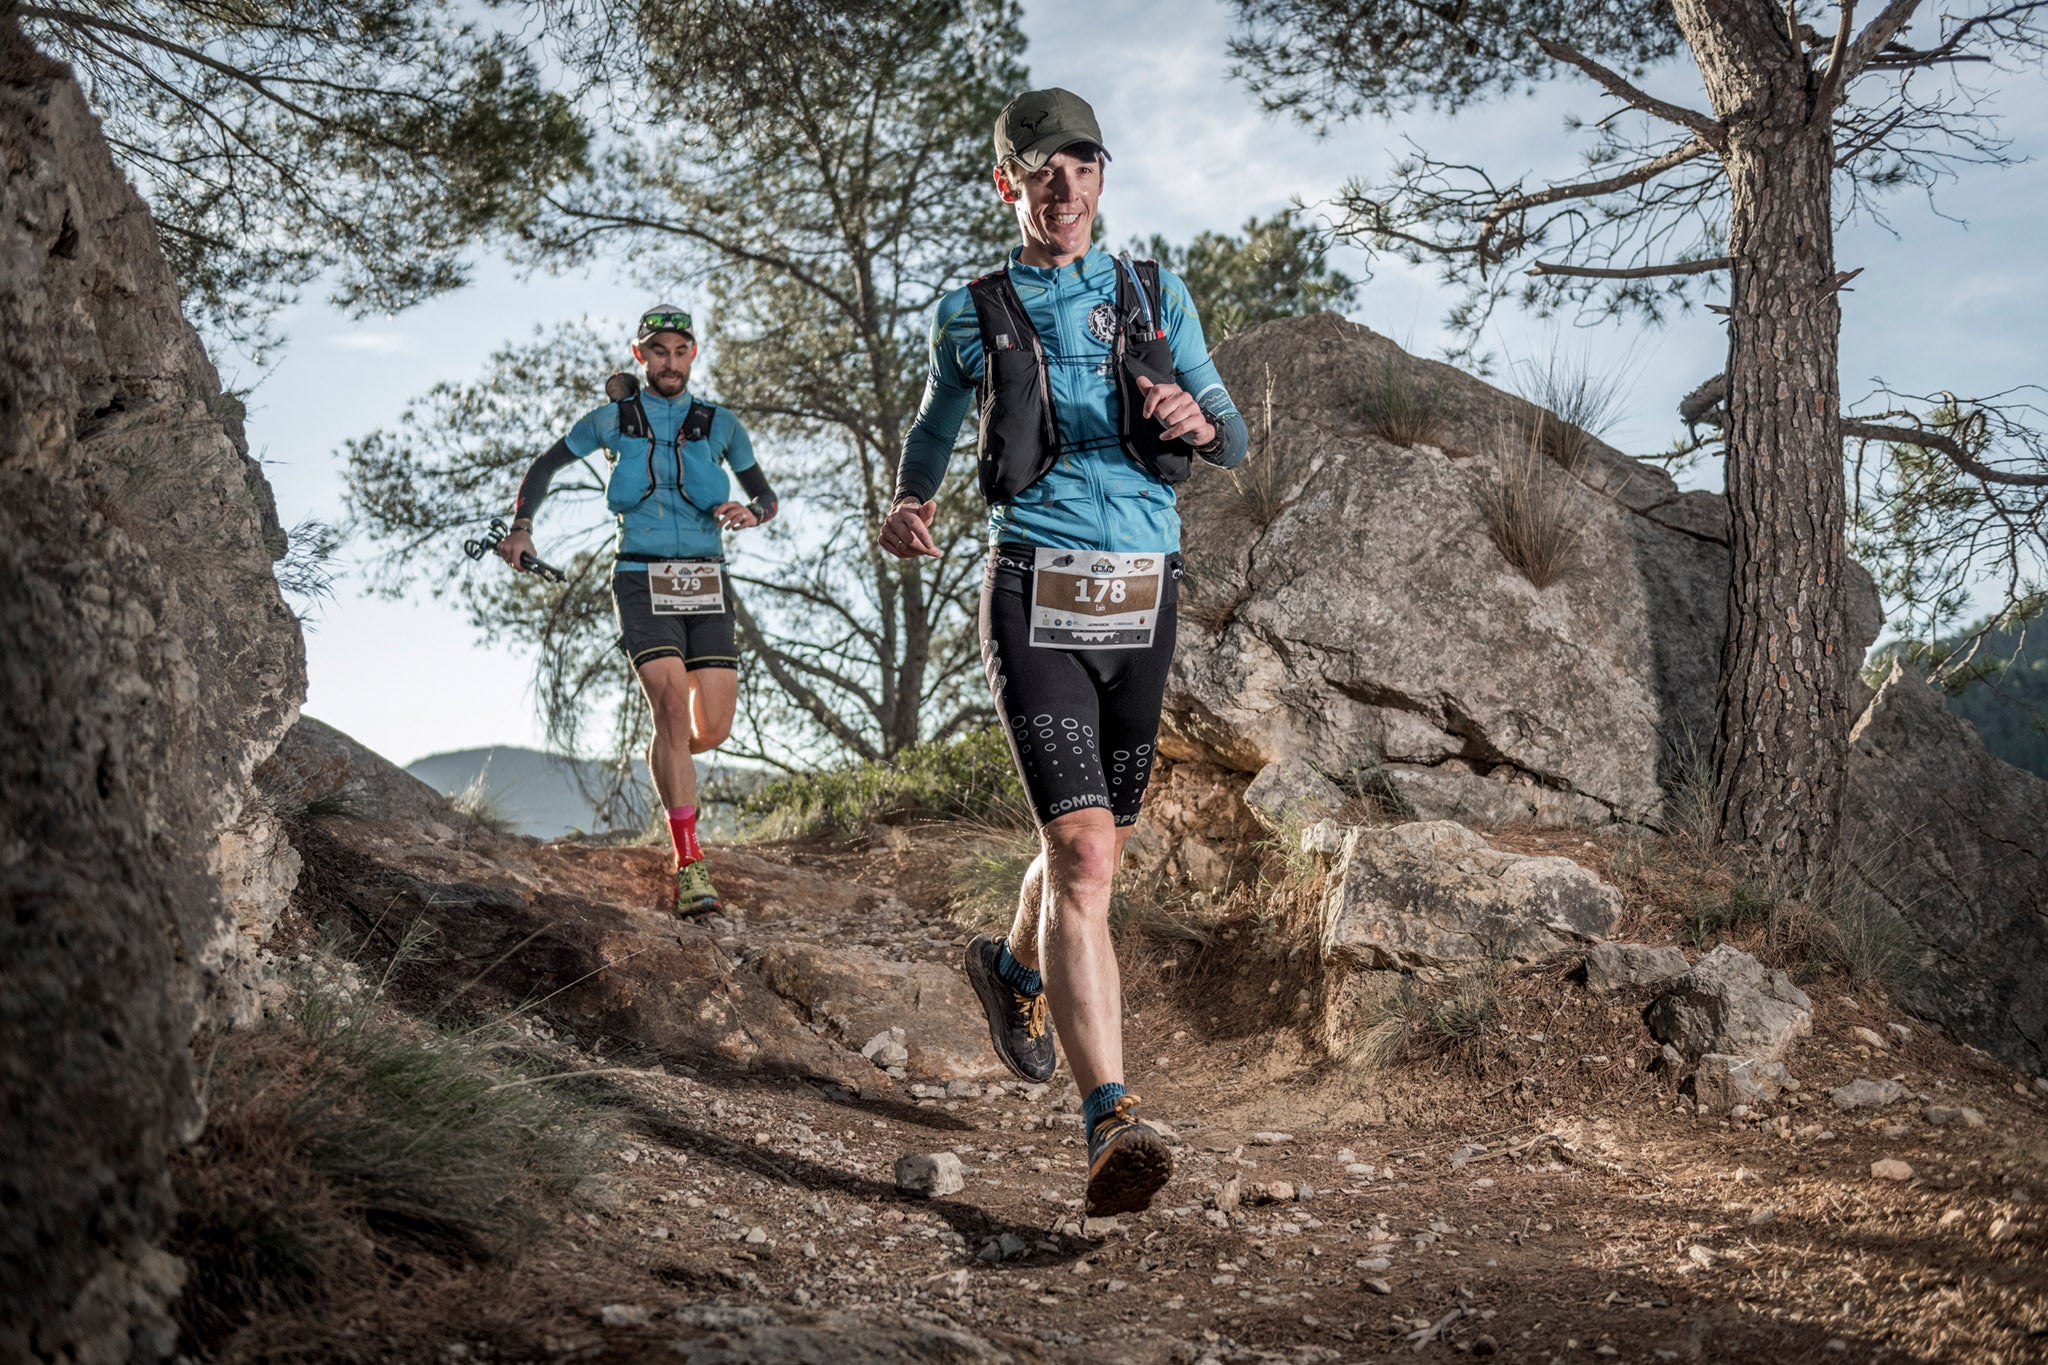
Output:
[1648, 945, 1813, 1064]
[755, 943, 1007, 1082]
[1584, 942, 1691, 996]
[1, 24, 305, 1362]
[1162, 315, 1882, 827]
[1242, 757, 1347, 833]
[1312, 820, 1621, 978]
[1843, 664, 2048, 1076]
[1694, 1053, 1792, 1113]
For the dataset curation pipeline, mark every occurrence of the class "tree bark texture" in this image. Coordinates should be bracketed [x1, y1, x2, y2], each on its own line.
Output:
[1673, 0, 1853, 882]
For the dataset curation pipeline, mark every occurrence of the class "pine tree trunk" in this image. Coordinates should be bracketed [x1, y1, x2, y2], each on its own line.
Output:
[1675, 3, 1853, 883]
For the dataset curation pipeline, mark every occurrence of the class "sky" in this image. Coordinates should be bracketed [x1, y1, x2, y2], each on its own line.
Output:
[243, 0, 2048, 768]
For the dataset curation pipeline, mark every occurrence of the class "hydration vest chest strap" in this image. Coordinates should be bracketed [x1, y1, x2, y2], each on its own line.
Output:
[1112, 257, 1190, 487]
[965, 258, 1190, 506]
[967, 271, 1061, 504]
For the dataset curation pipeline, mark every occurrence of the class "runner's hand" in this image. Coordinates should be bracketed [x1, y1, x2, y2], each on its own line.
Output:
[1136, 375, 1216, 446]
[879, 498, 941, 559]
[713, 501, 759, 531]
[497, 528, 536, 570]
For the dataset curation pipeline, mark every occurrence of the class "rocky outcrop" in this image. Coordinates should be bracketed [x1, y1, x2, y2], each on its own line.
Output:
[273, 718, 1001, 1087]
[1843, 664, 2048, 1076]
[1, 23, 305, 1362]
[1584, 942, 1691, 996]
[1308, 820, 1621, 978]
[1162, 314, 1883, 827]
[1648, 945, 1813, 1065]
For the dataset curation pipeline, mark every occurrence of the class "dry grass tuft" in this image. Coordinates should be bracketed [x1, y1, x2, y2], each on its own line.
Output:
[171, 948, 606, 1357]
[1478, 414, 1589, 589]
[1514, 350, 1630, 472]
[1360, 351, 1446, 447]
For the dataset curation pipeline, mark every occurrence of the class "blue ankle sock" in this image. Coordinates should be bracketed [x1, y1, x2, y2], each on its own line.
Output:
[993, 938, 1042, 996]
[1084, 1082, 1128, 1144]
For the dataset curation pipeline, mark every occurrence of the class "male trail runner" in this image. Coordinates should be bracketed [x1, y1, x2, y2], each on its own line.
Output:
[499, 306, 778, 916]
[879, 90, 1248, 1216]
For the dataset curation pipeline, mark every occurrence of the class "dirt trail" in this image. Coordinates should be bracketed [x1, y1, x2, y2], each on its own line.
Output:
[269, 812, 2048, 1364]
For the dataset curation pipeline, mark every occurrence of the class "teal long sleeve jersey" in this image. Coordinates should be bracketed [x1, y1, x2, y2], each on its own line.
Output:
[558, 389, 758, 568]
[896, 246, 1248, 552]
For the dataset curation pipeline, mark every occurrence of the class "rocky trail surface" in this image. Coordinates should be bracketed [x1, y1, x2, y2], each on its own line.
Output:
[247, 724, 2048, 1365]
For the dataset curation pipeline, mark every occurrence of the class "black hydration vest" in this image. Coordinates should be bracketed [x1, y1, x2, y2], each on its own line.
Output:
[606, 371, 716, 507]
[964, 255, 1191, 504]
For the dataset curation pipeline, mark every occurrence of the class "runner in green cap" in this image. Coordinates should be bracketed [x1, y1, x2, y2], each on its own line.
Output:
[499, 305, 779, 918]
[881, 88, 1248, 1216]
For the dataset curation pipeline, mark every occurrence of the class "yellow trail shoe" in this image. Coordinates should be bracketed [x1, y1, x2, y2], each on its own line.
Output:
[1084, 1092, 1174, 1217]
[674, 859, 723, 919]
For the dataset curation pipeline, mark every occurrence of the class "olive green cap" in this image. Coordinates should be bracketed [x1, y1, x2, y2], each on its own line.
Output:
[993, 88, 1107, 172]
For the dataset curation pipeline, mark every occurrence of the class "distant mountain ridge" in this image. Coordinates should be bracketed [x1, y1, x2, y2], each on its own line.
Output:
[406, 745, 763, 840]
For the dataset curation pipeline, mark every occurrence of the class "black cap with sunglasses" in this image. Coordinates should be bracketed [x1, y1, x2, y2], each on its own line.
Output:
[635, 305, 694, 343]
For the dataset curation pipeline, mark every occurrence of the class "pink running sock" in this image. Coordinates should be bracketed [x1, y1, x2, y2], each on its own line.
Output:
[667, 804, 702, 867]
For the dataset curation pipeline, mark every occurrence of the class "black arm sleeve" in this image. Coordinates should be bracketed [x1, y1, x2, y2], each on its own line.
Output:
[512, 439, 577, 523]
[735, 462, 778, 523]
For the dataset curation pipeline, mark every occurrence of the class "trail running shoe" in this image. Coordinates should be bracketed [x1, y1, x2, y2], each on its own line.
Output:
[674, 860, 723, 918]
[1085, 1093, 1174, 1217]
[964, 933, 1057, 1082]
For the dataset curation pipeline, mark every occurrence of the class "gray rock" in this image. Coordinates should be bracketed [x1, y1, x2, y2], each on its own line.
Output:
[1242, 757, 1347, 832]
[1585, 942, 1691, 995]
[1316, 821, 1621, 977]
[1647, 944, 1813, 1064]
[2, 30, 306, 1362]
[1830, 1079, 1908, 1111]
[1842, 664, 2048, 1077]
[1163, 316, 1882, 830]
[1693, 1054, 1792, 1112]
[892, 1151, 965, 1198]
[860, 1028, 910, 1070]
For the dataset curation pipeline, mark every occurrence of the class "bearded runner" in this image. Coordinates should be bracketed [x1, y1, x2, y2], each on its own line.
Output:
[498, 306, 778, 918]
[879, 88, 1247, 1218]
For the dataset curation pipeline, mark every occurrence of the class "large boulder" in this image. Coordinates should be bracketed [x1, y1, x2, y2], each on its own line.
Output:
[1, 24, 304, 1362]
[1162, 315, 1882, 827]
[1647, 944, 1813, 1065]
[1310, 820, 1621, 978]
[1843, 664, 2048, 1075]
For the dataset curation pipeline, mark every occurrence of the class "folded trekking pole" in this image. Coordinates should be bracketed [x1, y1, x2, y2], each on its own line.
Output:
[463, 517, 567, 582]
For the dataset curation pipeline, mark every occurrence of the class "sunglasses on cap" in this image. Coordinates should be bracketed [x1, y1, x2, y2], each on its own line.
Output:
[636, 310, 693, 340]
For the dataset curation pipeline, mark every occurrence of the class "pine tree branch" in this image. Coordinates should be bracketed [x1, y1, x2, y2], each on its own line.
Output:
[1812, 0, 1857, 117]
[1525, 256, 1732, 280]
[1840, 0, 1925, 83]
[1843, 420, 2048, 487]
[1525, 31, 1727, 148]
[1478, 139, 1714, 265]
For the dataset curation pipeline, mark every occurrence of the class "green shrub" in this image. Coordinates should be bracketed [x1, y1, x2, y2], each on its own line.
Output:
[741, 729, 1030, 838]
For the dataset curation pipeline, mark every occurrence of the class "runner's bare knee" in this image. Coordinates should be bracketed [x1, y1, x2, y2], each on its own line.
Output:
[1042, 810, 1119, 900]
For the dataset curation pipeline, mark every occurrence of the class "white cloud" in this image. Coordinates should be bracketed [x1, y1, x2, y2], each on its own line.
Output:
[329, 331, 417, 354]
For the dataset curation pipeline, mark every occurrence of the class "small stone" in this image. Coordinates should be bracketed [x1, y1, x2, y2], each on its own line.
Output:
[1357, 1256, 1392, 1272]
[1960, 1107, 1986, 1128]
[1248, 1131, 1295, 1146]
[1924, 1105, 1961, 1126]
[1852, 1026, 1888, 1049]
[1871, 1158, 1915, 1181]
[893, 1151, 965, 1198]
[744, 1226, 768, 1244]
[1363, 1278, 1393, 1295]
[1888, 1023, 1912, 1043]
[598, 1305, 650, 1327]
[943, 1268, 970, 1299]
[1346, 1163, 1377, 1177]
[1082, 1216, 1118, 1238]
[944, 1079, 983, 1099]
[1830, 1078, 1907, 1111]
[1825, 1340, 1849, 1354]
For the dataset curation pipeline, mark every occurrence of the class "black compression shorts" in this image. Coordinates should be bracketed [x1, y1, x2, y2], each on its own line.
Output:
[612, 564, 738, 671]
[980, 545, 1183, 828]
